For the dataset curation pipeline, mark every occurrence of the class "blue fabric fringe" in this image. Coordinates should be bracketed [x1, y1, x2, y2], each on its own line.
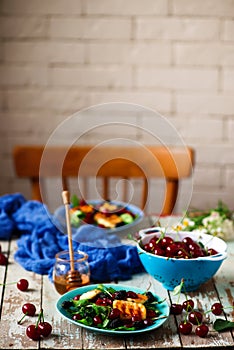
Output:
[0, 193, 143, 282]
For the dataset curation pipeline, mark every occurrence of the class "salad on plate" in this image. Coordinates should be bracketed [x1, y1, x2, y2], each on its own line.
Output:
[57, 284, 169, 334]
[69, 195, 142, 230]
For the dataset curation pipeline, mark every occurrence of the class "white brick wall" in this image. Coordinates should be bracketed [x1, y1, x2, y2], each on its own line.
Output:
[1, 0, 234, 213]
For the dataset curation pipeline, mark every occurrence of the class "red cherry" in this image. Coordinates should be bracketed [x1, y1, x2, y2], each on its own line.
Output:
[127, 291, 138, 299]
[131, 315, 142, 322]
[109, 308, 121, 319]
[18, 303, 36, 324]
[146, 309, 157, 318]
[17, 279, 29, 292]
[144, 243, 153, 252]
[188, 311, 203, 325]
[153, 246, 165, 256]
[195, 324, 209, 337]
[170, 303, 183, 315]
[160, 236, 174, 249]
[207, 248, 218, 256]
[73, 313, 82, 321]
[148, 238, 158, 250]
[93, 315, 102, 326]
[38, 321, 52, 337]
[179, 321, 193, 335]
[175, 241, 188, 250]
[143, 318, 154, 326]
[26, 324, 41, 341]
[0, 253, 8, 265]
[166, 243, 179, 257]
[22, 303, 36, 316]
[177, 249, 190, 259]
[182, 237, 194, 246]
[183, 299, 195, 311]
[211, 302, 223, 315]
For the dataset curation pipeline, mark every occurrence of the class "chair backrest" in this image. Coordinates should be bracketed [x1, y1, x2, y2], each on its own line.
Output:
[13, 145, 194, 215]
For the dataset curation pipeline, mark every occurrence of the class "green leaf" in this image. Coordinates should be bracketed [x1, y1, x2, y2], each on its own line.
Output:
[70, 211, 82, 227]
[71, 194, 79, 207]
[97, 284, 115, 297]
[172, 285, 182, 296]
[213, 319, 234, 332]
[172, 279, 184, 296]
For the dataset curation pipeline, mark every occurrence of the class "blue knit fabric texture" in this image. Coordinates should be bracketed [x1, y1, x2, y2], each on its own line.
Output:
[0, 193, 143, 282]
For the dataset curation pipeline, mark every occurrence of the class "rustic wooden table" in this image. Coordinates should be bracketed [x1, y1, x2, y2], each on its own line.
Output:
[0, 218, 233, 349]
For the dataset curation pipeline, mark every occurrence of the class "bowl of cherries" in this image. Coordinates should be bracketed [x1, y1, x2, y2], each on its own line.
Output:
[137, 228, 227, 292]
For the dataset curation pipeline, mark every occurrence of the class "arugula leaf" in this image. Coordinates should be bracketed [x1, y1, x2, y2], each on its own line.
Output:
[97, 284, 116, 297]
[213, 319, 234, 332]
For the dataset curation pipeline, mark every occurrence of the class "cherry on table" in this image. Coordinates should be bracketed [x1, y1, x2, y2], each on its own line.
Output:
[183, 299, 195, 312]
[0, 253, 8, 266]
[22, 302, 36, 316]
[179, 321, 193, 335]
[26, 324, 41, 341]
[188, 310, 203, 325]
[170, 303, 183, 315]
[17, 279, 29, 292]
[211, 302, 223, 315]
[195, 324, 209, 337]
[38, 321, 52, 337]
[18, 302, 37, 324]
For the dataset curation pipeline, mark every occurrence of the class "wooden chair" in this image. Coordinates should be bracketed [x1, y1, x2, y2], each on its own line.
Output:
[13, 145, 195, 215]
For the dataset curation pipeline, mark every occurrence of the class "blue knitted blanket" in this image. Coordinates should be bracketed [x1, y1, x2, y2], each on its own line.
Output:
[0, 193, 143, 282]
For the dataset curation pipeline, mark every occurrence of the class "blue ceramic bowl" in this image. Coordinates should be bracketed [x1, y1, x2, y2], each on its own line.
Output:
[137, 229, 227, 292]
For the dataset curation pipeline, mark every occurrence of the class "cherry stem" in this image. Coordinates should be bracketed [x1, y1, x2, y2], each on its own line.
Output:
[194, 312, 202, 326]
[176, 278, 185, 304]
[0, 281, 17, 286]
[36, 309, 44, 327]
[17, 312, 28, 325]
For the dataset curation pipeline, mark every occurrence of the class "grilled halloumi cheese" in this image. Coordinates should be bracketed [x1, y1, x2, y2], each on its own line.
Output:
[94, 212, 122, 228]
[79, 289, 101, 300]
[113, 300, 147, 320]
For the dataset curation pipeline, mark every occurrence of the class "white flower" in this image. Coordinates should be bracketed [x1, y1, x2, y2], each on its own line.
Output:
[221, 219, 234, 241]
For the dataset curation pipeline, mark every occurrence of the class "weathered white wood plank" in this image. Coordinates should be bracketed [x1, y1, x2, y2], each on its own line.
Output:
[0, 239, 42, 349]
[41, 274, 84, 349]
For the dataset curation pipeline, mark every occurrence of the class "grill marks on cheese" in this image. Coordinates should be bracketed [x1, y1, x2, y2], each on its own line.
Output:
[113, 299, 147, 320]
[79, 288, 149, 320]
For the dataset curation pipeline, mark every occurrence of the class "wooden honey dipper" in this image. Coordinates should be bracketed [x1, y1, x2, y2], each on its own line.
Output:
[62, 190, 82, 291]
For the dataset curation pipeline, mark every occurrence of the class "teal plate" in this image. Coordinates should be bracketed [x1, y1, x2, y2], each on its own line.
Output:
[56, 283, 170, 335]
